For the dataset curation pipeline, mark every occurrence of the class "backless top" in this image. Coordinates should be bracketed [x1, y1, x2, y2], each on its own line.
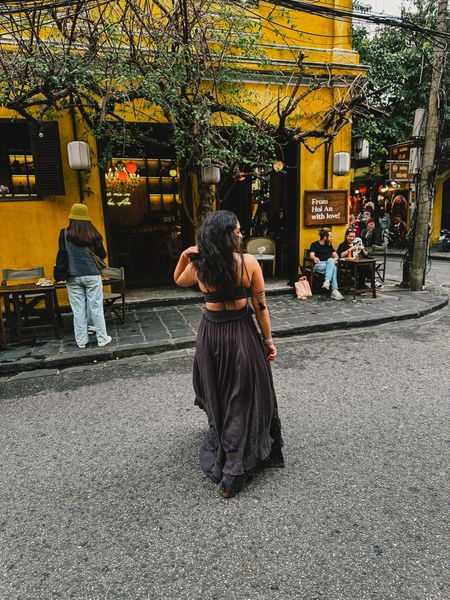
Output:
[201, 255, 251, 304]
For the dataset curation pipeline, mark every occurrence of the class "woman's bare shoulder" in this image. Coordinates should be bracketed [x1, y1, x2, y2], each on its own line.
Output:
[243, 253, 258, 266]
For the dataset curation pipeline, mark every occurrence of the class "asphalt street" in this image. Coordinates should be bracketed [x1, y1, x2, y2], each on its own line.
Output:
[0, 258, 449, 600]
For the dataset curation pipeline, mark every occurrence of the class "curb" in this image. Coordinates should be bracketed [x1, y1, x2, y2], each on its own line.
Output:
[1, 294, 448, 377]
[386, 251, 450, 262]
[55, 285, 293, 314]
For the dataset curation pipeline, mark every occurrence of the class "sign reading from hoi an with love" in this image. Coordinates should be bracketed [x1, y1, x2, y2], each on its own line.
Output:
[304, 190, 348, 226]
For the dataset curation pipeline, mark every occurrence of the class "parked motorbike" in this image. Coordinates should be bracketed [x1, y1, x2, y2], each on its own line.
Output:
[439, 228, 450, 252]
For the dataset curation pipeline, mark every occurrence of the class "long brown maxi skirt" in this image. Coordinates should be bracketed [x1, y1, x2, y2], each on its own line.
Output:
[193, 306, 284, 493]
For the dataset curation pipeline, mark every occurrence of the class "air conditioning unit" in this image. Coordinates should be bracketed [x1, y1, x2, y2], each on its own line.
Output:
[412, 109, 426, 139]
[409, 147, 422, 174]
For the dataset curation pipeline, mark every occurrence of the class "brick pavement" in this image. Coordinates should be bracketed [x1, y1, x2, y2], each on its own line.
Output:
[0, 283, 448, 376]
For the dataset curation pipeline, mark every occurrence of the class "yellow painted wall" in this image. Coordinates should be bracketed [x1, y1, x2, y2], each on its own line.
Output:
[1, 0, 362, 288]
[431, 170, 450, 243]
[1, 111, 106, 304]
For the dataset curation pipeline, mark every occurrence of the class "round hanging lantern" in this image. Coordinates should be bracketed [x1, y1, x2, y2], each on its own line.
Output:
[360, 186, 367, 195]
[273, 160, 284, 172]
[118, 170, 128, 182]
[126, 161, 137, 174]
[201, 159, 220, 184]
[169, 168, 177, 178]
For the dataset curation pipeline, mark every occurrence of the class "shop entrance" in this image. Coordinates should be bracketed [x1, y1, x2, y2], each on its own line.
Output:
[441, 177, 450, 230]
[218, 142, 299, 278]
[102, 130, 185, 287]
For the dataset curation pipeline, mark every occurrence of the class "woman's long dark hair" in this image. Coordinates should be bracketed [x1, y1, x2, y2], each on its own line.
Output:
[66, 219, 102, 247]
[191, 210, 242, 301]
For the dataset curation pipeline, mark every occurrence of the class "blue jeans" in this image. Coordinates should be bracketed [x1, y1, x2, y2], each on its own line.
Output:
[66, 275, 109, 346]
[314, 258, 339, 291]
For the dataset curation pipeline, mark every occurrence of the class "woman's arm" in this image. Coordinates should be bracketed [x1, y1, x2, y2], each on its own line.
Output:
[174, 246, 198, 287]
[247, 255, 277, 361]
[95, 240, 107, 260]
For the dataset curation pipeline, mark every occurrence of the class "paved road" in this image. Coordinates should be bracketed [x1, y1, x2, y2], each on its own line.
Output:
[1, 300, 449, 599]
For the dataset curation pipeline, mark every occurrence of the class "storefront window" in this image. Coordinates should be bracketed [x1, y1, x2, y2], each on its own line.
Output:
[105, 156, 182, 286]
[0, 122, 37, 200]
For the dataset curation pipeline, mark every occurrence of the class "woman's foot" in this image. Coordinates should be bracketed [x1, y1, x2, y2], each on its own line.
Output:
[218, 473, 248, 498]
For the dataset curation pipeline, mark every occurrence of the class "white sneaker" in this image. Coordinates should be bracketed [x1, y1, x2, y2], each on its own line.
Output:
[331, 290, 344, 301]
[322, 279, 330, 290]
[78, 344, 86, 349]
[98, 335, 112, 347]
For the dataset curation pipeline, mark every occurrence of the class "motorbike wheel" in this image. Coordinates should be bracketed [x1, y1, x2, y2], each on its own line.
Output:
[442, 238, 450, 252]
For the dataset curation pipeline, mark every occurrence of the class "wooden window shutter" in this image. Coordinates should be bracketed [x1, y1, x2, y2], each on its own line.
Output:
[29, 122, 65, 196]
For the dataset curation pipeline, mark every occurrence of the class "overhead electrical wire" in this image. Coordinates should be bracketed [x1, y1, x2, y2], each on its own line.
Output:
[257, 0, 450, 41]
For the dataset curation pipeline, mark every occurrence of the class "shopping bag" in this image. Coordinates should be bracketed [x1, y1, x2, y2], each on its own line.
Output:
[294, 276, 312, 299]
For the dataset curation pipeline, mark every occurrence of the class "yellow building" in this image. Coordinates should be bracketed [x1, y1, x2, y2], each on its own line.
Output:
[0, 0, 364, 289]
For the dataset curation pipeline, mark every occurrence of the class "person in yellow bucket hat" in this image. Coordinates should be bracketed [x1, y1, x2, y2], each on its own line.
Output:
[54, 203, 112, 348]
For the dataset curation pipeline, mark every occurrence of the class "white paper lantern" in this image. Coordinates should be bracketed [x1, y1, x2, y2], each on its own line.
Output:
[353, 138, 369, 160]
[333, 152, 351, 175]
[201, 160, 220, 184]
[67, 141, 91, 170]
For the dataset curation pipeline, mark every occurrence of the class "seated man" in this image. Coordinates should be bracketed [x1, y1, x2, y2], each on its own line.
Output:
[309, 228, 344, 300]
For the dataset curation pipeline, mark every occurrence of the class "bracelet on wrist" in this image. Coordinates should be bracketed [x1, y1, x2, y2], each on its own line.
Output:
[263, 337, 273, 345]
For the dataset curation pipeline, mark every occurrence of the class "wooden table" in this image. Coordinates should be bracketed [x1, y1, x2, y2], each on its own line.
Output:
[0, 283, 61, 341]
[338, 258, 376, 300]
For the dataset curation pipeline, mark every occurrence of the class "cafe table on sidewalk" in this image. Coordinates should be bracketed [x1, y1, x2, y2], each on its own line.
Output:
[338, 257, 376, 300]
[0, 281, 61, 342]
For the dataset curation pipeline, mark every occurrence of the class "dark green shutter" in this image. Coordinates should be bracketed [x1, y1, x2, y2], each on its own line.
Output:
[29, 122, 65, 196]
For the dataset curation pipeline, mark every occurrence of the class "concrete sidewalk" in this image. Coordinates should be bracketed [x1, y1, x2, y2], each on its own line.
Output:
[1, 281, 448, 376]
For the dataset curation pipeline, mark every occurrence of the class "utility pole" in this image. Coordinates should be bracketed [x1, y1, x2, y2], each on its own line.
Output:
[410, 0, 449, 290]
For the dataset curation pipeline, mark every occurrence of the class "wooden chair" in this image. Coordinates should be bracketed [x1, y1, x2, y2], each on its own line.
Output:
[246, 236, 276, 276]
[367, 244, 387, 282]
[102, 267, 126, 323]
[2, 267, 46, 326]
[300, 249, 325, 290]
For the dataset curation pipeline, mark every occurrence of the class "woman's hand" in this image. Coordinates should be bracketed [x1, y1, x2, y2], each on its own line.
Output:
[265, 342, 277, 362]
[182, 245, 199, 260]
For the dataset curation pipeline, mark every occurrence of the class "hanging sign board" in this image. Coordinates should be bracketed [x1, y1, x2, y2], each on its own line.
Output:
[304, 190, 348, 226]
[389, 142, 413, 162]
[388, 162, 410, 181]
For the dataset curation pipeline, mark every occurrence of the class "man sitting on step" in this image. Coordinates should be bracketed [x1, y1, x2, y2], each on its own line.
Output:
[309, 228, 344, 301]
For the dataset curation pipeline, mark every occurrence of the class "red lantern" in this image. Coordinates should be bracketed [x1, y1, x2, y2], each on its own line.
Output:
[273, 160, 284, 172]
[126, 161, 137, 174]
[360, 186, 367, 195]
[118, 170, 128, 181]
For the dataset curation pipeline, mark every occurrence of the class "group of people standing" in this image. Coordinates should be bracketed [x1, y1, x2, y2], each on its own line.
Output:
[350, 193, 408, 248]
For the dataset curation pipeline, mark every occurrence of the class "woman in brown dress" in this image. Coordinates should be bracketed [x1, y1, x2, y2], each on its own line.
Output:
[174, 210, 284, 498]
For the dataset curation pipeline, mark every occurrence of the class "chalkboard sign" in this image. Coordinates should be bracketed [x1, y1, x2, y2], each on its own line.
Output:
[304, 190, 348, 226]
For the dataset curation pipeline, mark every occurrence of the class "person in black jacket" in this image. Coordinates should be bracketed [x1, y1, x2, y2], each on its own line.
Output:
[309, 228, 344, 300]
[57, 203, 111, 349]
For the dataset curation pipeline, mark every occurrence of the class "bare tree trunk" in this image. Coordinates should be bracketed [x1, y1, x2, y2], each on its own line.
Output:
[410, 0, 449, 290]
